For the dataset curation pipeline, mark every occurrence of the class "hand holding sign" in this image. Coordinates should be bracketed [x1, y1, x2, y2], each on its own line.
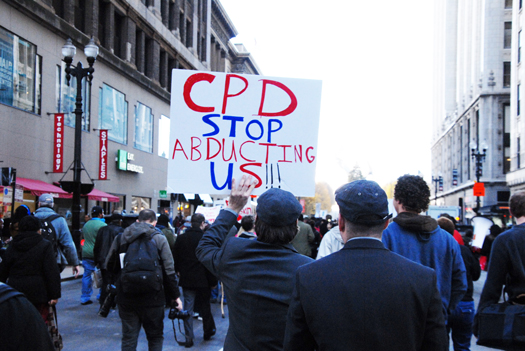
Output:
[228, 175, 257, 214]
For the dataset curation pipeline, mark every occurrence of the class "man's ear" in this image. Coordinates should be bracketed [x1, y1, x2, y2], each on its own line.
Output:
[338, 213, 345, 233]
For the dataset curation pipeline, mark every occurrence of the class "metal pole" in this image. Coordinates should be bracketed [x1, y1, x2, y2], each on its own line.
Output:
[71, 62, 84, 239]
[10, 169, 16, 217]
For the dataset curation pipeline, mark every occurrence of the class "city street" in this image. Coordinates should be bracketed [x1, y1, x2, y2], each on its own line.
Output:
[57, 268, 500, 350]
[58, 272, 228, 351]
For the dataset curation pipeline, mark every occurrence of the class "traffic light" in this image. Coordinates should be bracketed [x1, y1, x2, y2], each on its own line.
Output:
[452, 169, 458, 186]
[439, 176, 443, 191]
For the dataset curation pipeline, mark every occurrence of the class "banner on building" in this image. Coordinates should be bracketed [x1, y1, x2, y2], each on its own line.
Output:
[53, 113, 65, 173]
[168, 70, 323, 196]
[99, 129, 108, 180]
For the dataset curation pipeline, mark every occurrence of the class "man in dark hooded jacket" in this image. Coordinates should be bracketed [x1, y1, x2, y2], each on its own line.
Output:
[94, 213, 124, 308]
[106, 209, 182, 351]
[382, 174, 467, 320]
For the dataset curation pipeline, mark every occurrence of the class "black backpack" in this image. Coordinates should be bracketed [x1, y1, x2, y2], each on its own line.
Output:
[39, 214, 61, 259]
[119, 233, 163, 295]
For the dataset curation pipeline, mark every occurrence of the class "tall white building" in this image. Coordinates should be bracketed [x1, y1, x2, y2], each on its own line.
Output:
[507, 0, 525, 192]
[432, 0, 511, 218]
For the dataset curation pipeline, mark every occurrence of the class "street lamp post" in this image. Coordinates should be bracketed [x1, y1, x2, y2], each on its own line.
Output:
[61, 38, 98, 241]
[471, 145, 487, 213]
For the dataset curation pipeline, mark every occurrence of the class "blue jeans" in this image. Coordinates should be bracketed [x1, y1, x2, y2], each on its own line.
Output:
[81, 259, 100, 303]
[447, 300, 475, 351]
[119, 304, 164, 351]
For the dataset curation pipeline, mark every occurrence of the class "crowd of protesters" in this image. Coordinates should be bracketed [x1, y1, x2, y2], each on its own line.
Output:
[0, 174, 523, 351]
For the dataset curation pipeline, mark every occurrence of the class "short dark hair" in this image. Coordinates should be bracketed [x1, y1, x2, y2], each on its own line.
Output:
[510, 191, 525, 218]
[138, 209, 156, 223]
[439, 213, 457, 227]
[157, 214, 170, 227]
[437, 217, 455, 235]
[191, 213, 205, 229]
[342, 217, 386, 238]
[19, 216, 41, 232]
[241, 215, 255, 232]
[255, 217, 297, 245]
[394, 174, 431, 213]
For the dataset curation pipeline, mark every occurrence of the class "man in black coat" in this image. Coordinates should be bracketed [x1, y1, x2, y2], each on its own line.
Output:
[196, 176, 313, 351]
[173, 213, 217, 347]
[283, 180, 448, 351]
[94, 213, 124, 308]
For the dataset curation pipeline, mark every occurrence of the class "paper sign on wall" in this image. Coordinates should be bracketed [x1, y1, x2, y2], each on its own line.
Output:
[168, 70, 322, 196]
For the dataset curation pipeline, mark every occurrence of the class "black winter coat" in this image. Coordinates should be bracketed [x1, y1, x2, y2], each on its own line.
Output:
[173, 228, 217, 289]
[0, 232, 61, 305]
[94, 224, 124, 269]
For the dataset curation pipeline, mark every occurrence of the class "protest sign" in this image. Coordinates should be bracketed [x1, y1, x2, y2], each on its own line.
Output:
[168, 70, 322, 197]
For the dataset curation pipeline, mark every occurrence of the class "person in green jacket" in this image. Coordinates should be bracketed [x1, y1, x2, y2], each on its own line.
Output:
[156, 214, 176, 250]
[81, 206, 107, 305]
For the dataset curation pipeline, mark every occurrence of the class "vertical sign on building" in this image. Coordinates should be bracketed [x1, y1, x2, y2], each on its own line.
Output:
[53, 113, 64, 173]
[99, 129, 108, 180]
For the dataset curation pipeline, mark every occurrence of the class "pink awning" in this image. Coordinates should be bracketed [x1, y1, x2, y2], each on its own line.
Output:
[85, 188, 120, 202]
[16, 178, 73, 199]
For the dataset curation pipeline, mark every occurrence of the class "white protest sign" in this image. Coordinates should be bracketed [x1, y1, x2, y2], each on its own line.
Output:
[195, 206, 222, 224]
[168, 70, 322, 196]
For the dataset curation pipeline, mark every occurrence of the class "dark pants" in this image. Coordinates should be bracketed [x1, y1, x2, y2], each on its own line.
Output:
[447, 300, 475, 351]
[182, 288, 215, 342]
[99, 269, 110, 306]
[118, 304, 165, 351]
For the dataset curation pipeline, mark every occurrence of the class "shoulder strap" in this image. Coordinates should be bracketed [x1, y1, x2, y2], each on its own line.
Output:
[44, 214, 62, 222]
[0, 282, 23, 304]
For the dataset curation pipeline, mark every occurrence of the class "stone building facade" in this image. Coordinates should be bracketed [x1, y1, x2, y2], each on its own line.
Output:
[507, 0, 525, 193]
[0, 0, 260, 220]
[432, 0, 511, 219]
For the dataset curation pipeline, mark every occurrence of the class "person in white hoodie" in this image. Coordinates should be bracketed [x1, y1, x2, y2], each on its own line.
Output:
[316, 225, 344, 260]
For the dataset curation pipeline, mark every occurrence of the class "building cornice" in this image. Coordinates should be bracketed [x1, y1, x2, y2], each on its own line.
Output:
[432, 92, 510, 148]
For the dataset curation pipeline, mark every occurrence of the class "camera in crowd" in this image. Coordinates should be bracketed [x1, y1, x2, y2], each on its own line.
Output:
[168, 306, 190, 320]
[98, 284, 117, 318]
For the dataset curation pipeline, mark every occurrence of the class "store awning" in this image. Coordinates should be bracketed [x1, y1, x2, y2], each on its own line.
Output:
[84, 189, 120, 202]
[16, 178, 72, 198]
[199, 194, 213, 204]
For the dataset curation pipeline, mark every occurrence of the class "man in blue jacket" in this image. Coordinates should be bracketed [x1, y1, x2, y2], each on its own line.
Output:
[34, 194, 80, 277]
[196, 176, 313, 351]
[382, 174, 467, 319]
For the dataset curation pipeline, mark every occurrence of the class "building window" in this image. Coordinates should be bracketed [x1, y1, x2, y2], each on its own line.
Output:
[519, 31, 522, 63]
[0, 27, 42, 114]
[504, 104, 511, 173]
[518, 137, 521, 169]
[519, 84, 522, 116]
[131, 196, 150, 212]
[504, 62, 511, 87]
[505, 22, 512, 48]
[158, 115, 170, 158]
[506, 0, 513, 8]
[134, 102, 153, 153]
[56, 63, 91, 131]
[99, 84, 128, 144]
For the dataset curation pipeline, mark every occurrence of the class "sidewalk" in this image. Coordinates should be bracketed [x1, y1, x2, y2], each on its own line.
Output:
[60, 265, 84, 281]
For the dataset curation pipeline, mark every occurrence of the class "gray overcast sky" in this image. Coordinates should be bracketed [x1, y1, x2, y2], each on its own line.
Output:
[219, 0, 435, 191]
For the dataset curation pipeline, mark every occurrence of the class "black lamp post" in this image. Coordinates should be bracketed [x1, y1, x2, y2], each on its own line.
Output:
[61, 38, 98, 240]
[471, 145, 487, 213]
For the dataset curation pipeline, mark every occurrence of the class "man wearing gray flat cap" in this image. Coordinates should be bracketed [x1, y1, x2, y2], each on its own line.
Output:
[283, 180, 448, 351]
[196, 175, 313, 351]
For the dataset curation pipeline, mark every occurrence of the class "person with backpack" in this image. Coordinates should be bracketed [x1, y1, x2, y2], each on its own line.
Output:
[105, 209, 182, 351]
[0, 216, 61, 320]
[34, 194, 80, 277]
